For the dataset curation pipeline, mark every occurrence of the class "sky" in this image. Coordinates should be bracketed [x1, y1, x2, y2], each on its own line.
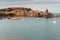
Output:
[0, 0, 60, 13]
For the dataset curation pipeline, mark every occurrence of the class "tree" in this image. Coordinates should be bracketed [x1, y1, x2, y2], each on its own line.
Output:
[0, 13, 5, 16]
[25, 8, 32, 11]
[38, 13, 43, 17]
[0, 13, 8, 17]
[46, 13, 53, 18]
[8, 13, 16, 17]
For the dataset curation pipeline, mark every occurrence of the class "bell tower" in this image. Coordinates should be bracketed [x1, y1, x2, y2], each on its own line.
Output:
[46, 9, 48, 13]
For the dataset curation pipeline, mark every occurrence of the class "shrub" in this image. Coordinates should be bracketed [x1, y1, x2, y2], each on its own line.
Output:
[8, 13, 16, 17]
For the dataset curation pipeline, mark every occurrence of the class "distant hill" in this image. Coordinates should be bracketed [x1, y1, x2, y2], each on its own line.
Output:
[53, 13, 60, 16]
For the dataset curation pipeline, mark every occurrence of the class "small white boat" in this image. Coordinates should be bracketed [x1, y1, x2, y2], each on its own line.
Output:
[21, 18, 24, 21]
[37, 18, 40, 19]
[37, 18, 40, 20]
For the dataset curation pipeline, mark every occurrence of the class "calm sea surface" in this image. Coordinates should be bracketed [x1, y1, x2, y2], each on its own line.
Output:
[0, 18, 60, 40]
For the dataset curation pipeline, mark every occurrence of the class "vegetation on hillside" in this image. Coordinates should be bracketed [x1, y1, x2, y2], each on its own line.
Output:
[0, 7, 53, 18]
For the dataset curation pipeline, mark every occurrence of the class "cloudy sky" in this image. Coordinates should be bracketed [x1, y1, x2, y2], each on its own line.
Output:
[0, 0, 60, 13]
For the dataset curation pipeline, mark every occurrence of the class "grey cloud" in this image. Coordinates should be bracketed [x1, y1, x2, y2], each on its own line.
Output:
[0, 0, 60, 5]
[0, 0, 31, 2]
[11, 1, 60, 4]
[0, 0, 60, 2]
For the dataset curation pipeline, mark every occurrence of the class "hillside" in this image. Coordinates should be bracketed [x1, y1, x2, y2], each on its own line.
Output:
[0, 7, 53, 19]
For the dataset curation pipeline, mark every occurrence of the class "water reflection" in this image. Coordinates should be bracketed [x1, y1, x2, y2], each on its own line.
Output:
[53, 20, 56, 24]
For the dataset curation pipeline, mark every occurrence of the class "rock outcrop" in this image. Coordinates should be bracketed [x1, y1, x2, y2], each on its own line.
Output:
[0, 7, 53, 18]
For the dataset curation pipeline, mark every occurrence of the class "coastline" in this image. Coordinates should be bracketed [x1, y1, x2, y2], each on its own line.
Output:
[0, 7, 60, 19]
[0, 16, 60, 20]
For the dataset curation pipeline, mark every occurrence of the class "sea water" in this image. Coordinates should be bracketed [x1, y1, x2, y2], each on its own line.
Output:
[0, 18, 60, 40]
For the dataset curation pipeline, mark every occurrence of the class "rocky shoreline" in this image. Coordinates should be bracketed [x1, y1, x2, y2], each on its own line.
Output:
[0, 7, 59, 19]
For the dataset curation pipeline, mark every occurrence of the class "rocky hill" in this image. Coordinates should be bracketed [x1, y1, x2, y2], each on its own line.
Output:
[0, 7, 53, 18]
